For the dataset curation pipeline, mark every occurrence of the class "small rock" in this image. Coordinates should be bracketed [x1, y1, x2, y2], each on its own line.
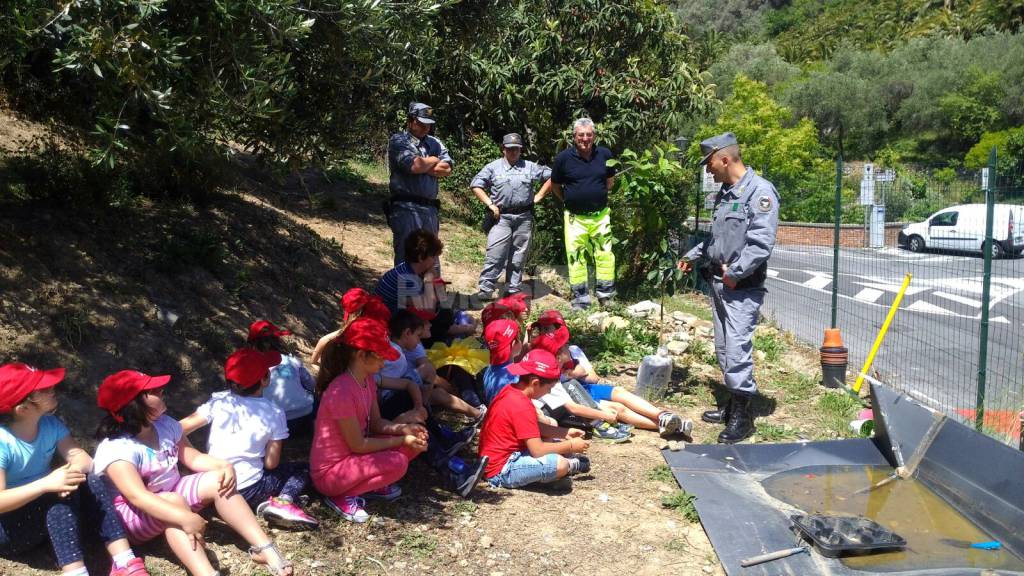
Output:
[666, 340, 689, 355]
[459, 560, 469, 567]
[668, 440, 685, 451]
[703, 565, 714, 574]
[658, 440, 670, 450]
[479, 535, 493, 549]
[600, 315, 629, 330]
[598, 493, 610, 502]
[670, 331, 691, 342]
[156, 305, 180, 327]
[658, 484, 674, 493]
[672, 311, 699, 325]
[754, 350, 767, 362]
[587, 311, 609, 326]
[490, 572, 505, 576]
[626, 300, 661, 317]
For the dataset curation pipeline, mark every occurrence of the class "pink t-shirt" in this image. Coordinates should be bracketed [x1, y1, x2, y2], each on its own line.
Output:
[311, 373, 377, 476]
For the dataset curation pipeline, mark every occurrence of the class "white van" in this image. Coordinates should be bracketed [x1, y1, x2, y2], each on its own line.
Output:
[898, 204, 1024, 258]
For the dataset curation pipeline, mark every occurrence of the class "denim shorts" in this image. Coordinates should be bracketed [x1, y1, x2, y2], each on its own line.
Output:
[581, 382, 614, 402]
[488, 451, 560, 488]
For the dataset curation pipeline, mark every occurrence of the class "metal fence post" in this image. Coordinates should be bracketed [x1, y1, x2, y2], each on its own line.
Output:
[976, 146, 998, 431]
[831, 155, 842, 328]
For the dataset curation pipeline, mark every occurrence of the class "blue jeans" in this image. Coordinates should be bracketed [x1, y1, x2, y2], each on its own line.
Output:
[488, 452, 560, 488]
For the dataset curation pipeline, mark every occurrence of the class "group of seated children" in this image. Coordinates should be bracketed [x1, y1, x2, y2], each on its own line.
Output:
[477, 303, 693, 490]
[0, 361, 294, 576]
[0, 228, 693, 575]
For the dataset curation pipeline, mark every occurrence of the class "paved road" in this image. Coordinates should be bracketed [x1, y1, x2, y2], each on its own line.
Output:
[762, 245, 1024, 420]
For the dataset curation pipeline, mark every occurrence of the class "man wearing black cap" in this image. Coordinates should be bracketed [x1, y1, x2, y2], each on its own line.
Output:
[678, 132, 780, 444]
[386, 102, 454, 265]
[470, 133, 553, 301]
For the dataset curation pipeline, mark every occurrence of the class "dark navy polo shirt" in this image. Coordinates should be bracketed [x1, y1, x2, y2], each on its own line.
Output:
[551, 145, 616, 214]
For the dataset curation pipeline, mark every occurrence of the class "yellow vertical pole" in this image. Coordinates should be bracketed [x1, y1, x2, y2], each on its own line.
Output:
[853, 273, 913, 394]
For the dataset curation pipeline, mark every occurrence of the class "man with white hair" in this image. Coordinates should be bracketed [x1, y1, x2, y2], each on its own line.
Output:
[549, 118, 617, 309]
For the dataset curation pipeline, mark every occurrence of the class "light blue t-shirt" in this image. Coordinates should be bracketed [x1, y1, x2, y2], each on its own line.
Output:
[0, 415, 70, 488]
[483, 362, 518, 406]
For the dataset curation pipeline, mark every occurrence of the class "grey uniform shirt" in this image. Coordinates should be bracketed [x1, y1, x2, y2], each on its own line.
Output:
[388, 131, 454, 200]
[684, 168, 780, 281]
[471, 158, 551, 211]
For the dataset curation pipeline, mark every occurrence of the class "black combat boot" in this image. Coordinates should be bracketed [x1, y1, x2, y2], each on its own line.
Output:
[701, 393, 732, 424]
[718, 393, 755, 444]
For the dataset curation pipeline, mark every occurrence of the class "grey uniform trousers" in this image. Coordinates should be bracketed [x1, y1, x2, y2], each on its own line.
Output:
[709, 279, 765, 395]
[390, 201, 440, 267]
[478, 212, 533, 293]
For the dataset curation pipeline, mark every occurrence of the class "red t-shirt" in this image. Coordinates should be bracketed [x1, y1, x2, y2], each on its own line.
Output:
[478, 384, 540, 478]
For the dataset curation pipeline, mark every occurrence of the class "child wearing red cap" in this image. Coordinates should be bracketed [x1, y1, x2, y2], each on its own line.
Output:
[311, 316, 429, 523]
[478, 349, 591, 489]
[0, 363, 149, 576]
[179, 349, 317, 531]
[531, 311, 692, 438]
[481, 319, 525, 405]
[245, 320, 316, 436]
[92, 370, 293, 576]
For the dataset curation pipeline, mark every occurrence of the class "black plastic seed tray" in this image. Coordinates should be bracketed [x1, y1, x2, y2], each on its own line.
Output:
[791, 514, 907, 558]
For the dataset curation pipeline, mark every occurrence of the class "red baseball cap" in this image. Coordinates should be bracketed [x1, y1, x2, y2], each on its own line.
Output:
[338, 317, 401, 361]
[98, 370, 171, 419]
[341, 288, 391, 324]
[484, 319, 520, 365]
[247, 320, 292, 342]
[481, 293, 530, 327]
[530, 324, 570, 355]
[507, 349, 561, 380]
[530, 309, 565, 329]
[225, 349, 282, 389]
[0, 363, 65, 414]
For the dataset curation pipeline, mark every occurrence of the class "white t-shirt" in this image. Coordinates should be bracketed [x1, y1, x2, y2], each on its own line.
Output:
[380, 342, 423, 386]
[265, 354, 315, 421]
[93, 415, 184, 493]
[195, 391, 289, 490]
[539, 381, 573, 410]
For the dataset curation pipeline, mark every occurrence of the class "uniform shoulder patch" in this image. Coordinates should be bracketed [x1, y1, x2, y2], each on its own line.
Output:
[757, 195, 773, 213]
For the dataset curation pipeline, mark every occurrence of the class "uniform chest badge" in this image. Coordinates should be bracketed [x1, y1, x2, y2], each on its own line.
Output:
[758, 195, 773, 213]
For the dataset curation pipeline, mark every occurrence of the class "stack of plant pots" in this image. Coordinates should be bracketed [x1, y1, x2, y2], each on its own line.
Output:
[820, 328, 848, 389]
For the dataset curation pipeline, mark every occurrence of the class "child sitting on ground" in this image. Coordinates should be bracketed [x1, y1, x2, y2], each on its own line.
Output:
[179, 349, 318, 530]
[531, 310, 692, 438]
[0, 363, 149, 576]
[311, 315, 429, 522]
[245, 320, 317, 436]
[93, 370, 293, 576]
[482, 319, 525, 406]
[381, 310, 484, 424]
[478, 349, 591, 489]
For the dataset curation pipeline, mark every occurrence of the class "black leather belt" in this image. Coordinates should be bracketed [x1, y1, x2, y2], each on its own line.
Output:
[502, 204, 534, 215]
[390, 194, 440, 209]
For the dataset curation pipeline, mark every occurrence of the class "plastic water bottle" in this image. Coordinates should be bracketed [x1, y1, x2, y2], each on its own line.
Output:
[635, 346, 672, 400]
[448, 456, 467, 475]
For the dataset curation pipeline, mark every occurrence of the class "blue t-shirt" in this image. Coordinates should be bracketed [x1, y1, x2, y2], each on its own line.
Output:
[483, 362, 519, 406]
[551, 145, 616, 213]
[374, 261, 425, 315]
[0, 415, 70, 488]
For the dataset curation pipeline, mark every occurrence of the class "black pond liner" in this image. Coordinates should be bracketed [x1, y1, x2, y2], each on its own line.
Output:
[791, 514, 907, 558]
[662, 384, 1024, 575]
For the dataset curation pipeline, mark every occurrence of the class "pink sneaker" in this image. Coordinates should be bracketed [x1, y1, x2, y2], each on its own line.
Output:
[109, 557, 150, 576]
[363, 483, 402, 501]
[324, 495, 370, 523]
[256, 496, 320, 530]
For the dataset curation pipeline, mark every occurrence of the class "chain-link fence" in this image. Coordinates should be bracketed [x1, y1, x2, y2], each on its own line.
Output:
[690, 149, 1024, 445]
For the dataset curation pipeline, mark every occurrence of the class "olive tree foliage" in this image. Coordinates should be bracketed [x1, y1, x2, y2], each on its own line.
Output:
[0, 0, 455, 196]
[691, 74, 835, 222]
[424, 0, 716, 160]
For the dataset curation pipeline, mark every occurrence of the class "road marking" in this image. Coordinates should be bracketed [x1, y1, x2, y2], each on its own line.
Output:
[852, 281, 930, 296]
[803, 275, 832, 290]
[933, 291, 982, 308]
[906, 300, 956, 315]
[853, 288, 884, 303]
